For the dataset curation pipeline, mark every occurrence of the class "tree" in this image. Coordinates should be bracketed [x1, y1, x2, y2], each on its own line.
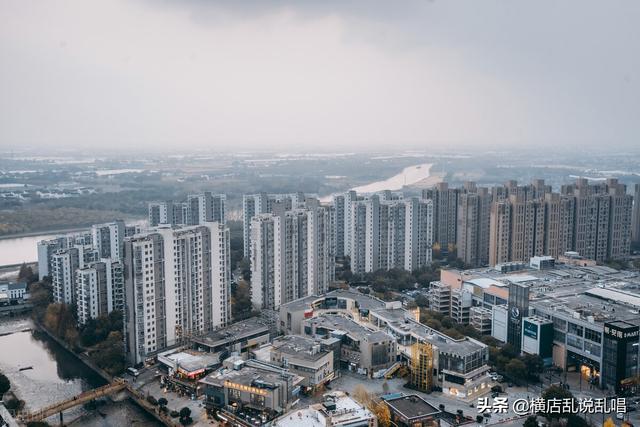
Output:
[18, 263, 37, 284]
[505, 359, 527, 384]
[179, 406, 193, 425]
[352, 385, 372, 407]
[373, 402, 391, 427]
[231, 280, 253, 321]
[91, 331, 125, 375]
[158, 397, 168, 408]
[0, 373, 10, 397]
[523, 354, 544, 380]
[523, 416, 538, 427]
[539, 385, 574, 420]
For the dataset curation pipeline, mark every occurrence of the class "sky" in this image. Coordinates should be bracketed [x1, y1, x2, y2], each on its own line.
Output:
[0, 1, 639, 152]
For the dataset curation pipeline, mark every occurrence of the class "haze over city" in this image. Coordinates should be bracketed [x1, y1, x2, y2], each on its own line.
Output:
[1, 3, 640, 427]
[1, 0, 639, 151]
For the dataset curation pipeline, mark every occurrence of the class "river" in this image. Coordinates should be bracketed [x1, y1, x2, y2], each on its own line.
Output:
[0, 233, 64, 267]
[319, 162, 433, 202]
[0, 316, 159, 426]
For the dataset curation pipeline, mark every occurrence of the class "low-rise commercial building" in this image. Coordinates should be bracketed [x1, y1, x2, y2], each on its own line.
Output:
[383, 394, 440, 427]
[303, 314, 397, 376]
[278, 289, 389, 335]
[192, 316, 272, 360]
[369, 307, 491, 401]
[0, 281, 27, 302]
[273, 391, 377, 427]
[200, 358, 304, 423]
[270, 335, 334, 391]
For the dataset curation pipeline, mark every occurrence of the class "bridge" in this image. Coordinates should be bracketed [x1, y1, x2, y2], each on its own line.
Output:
[18, 379, 127, 423]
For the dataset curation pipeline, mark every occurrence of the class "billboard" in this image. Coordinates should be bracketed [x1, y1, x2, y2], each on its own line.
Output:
[523, 320, 538, 339]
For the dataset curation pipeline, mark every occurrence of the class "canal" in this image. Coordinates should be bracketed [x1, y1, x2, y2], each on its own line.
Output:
[0, 316, 160, 426]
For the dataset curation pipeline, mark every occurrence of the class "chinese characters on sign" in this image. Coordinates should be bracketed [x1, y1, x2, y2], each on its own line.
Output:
[477, 397, 627, 416]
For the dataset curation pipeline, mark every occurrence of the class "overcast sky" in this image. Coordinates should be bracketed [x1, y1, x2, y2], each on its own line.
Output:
[1, 1, 638, 152]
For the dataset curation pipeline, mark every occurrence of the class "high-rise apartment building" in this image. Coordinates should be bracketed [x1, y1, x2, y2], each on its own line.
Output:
[633, 184, 640, 244]
[423, 182, 459, 252]
[37, 231, 93, 279]
[76, 259, 124, 325]
[457, 185, 492, 267]
[250, 200, 334, 310]
[488, 178, 632, 265]
[343, 193, 432, 274]
[92, 220, 125, 260]
[123, 222, 231, 364]
[148, 193, 225, 227]
[149, 201, 187, 227]
[51, 247, 80, 304]
[561, 178, 633, 262]
[332, 194, 345, 258]
[242, 192, 305, 258]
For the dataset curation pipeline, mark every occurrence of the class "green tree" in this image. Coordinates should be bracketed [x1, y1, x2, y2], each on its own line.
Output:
[18, 263, 37, 284]
[91, 331, 125, 375]
[179, 406, 193, 425]
[505, 359, 527, 384]
[0, 372, 10, 397]
[231, 280, 253, 321]
[522, 354, 544, 379]
[539, 385, 578, 422]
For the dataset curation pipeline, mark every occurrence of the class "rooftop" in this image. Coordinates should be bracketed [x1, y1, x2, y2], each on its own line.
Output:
[384, 395, 440, 420]
[530, 282, 640, 326]
[158, 349, 219, 373]
[0, 281, 27, 291]
[271, 335, 331, 362]
[370, 307, 487, 357]
[200, 360, 303, 389]
[192, 316, 270, 348]
[281, 288, 386, 312]
[305, 314, 393, 343]
[273, 392, 373, 427]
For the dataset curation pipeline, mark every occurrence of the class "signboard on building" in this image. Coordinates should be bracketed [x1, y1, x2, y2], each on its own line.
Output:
[523, 320, 538, 339]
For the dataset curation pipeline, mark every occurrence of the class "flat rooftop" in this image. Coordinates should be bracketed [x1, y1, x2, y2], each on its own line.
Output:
[281, 288, 386, 312]
[531, 284, 640, 327]
[274, 392, 372, 427]
[192, 316, 270, 347]
[200, 361, 302, 389]
[159, 349, 219, 372]
[271, 335, 330, 362]
[385, 395, 440, 420]
[370, 307, 487, 357]
[305, 314, 393, 343]
[453, 263, 640, 293]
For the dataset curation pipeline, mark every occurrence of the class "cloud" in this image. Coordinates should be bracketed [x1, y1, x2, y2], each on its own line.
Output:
[0, 0, 638, 152]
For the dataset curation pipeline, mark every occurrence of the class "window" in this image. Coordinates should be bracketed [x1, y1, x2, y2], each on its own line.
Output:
[566, 334, 583, 350]
[584, 328, 601, 344]
[568, 323, 583, 337]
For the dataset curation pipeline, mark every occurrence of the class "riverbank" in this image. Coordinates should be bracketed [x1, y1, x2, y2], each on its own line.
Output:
[0, 226, 89, 241]
[33, 320, 176, 426]
[0, 316, 163, 426]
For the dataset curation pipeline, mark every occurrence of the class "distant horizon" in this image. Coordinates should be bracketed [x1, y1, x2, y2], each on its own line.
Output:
[2, 1, 639, 152]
